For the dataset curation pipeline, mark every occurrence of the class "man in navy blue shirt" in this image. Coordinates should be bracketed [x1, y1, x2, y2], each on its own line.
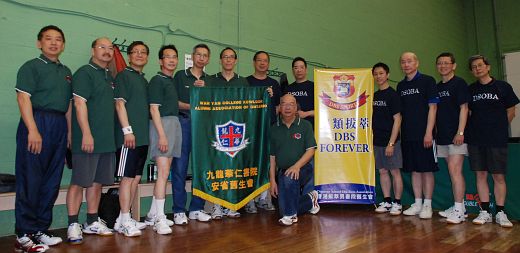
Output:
[434, 52, 470, 224]
[245, 51, 280, 213]
[397, 52, 439, 219]
[285, 57, 314, 128]
[467, 55, 519, 228]
[372, 63, 403, 216]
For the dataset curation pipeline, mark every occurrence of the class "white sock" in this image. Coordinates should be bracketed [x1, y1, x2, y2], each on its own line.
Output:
[148, 196, 157, 217]
[415, 198, 423, 206]
[156, 198, 166, 217]
[454, 202, 463, 212]
[121, 212, 131, 223]
[423, 199, 432, 206]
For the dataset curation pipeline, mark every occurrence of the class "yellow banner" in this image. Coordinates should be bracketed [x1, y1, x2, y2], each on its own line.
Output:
[314, 68, 375, 204]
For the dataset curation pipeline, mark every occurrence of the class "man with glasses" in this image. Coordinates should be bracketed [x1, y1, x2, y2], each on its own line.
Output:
[170, 44, 212, 224]
[245, 51, 281, 213]
[112, 41, 150, 236]
[14, 25, 71, 252]
[398, 52, 439, 219]
[208, 47, 247, 219]
[66, 37, 116, 244]
[269, 94, 319, 226]
[466, 55, 519, 228]
[434, 52, 470, 224]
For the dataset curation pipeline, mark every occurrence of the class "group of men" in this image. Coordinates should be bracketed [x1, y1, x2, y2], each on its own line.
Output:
[13, 25, 319, 253]
[372, 52, 519, 228]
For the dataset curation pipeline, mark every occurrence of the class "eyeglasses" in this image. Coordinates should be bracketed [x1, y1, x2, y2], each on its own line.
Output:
[471, 63, 487, 70]
[222, 55, 236, 60]
[96, 45, 114, 51]
[436, 62, 453, 66]
[194, 53, 209, 59]
[130, 50, 148, 55]
[281, 104, 296, 108]
[162, 55, 178, 59]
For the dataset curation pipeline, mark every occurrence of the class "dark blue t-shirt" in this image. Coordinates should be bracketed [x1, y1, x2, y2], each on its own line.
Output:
[285, 80, 314, 127]
[246, 75, 281, 124]
[467, 79, 519, 147]
[397, 72, 439, 142]
[435, 76, 470, 145]
[372, 87, 401, 147]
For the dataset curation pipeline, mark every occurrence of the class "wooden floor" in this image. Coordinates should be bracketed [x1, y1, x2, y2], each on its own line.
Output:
[1, 205, 519, 253]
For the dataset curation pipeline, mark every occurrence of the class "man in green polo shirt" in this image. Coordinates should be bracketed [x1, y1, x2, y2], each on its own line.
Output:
[14, 25, 71, 252]
[209, 47, 248, 219]
[208, 47, 249, 87]
[269, 94, 320, 226]
[171, 43, 212, 223]
[145, 44, 182, 231]
[112, 41, 150, 237]
[66, 37, 116, 244]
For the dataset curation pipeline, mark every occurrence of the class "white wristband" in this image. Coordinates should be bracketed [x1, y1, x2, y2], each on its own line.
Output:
[122, 126, 133, 135]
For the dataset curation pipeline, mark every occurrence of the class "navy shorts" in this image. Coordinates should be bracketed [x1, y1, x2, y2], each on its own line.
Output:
[401, 141, 438, 173]
[468, 145, 508, 174]
[115, 145, 148, 178]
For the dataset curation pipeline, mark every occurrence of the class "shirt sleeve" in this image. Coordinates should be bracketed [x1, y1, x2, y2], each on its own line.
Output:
[455, 78, 470, 106]
[72, 67, 92, 101]
[272, 80, 281, 106]
[113, 72, 129, 101]
[426, 76, 439, 104]
[500, 82, 520, 108]
[15, 61, 37, 95]
[390, 90, 401, 115]
[304, 121, 317, 149]
[148, 76, 163, 105]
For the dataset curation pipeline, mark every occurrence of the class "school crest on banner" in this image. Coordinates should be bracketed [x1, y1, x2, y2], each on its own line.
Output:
[314, 68, 376, 204]
[191, 87, 270, 210]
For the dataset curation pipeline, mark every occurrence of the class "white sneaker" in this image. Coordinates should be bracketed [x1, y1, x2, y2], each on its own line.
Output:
[119, 220, 142, 237]
[495, 211, 513, 228]
[33, 231, 62, 246]
[223, 208, 241, 218]
[446, 209, 465, 224]
[211, 205, 224, 220]
[308, 190, 320, 214]
[153, 216, 173, 235]
[189, 210, 212, 222]
[245, 200, 258, 214]
[257, 199, 276, 211]
[419, 205, 433, 219]
[439, 205, 468, 218]
[66, 223, 83, 244]
[278, 215, 298, 226]
[403, 203, 422, 216]
[472, 210, 492, 225]
[144, 214, 174, 226]
[174, 212, 188, 225]
[82, 218, 113, 236]
[15, 235, 49, 252]
[375, 202, 391, 213]
[389, 203, 402, 215]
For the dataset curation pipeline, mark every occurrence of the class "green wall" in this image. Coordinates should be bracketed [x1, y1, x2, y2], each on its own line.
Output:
[0, 0, 515, 236]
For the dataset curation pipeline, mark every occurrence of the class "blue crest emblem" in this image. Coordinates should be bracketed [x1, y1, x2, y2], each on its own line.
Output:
[212, 120, 249, 158]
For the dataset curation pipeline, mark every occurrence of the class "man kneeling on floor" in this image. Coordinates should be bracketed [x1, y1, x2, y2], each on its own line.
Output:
[269, 94, 320, 226]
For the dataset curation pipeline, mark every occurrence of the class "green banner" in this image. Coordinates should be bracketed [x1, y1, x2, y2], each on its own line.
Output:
[190, 87, 270, 211]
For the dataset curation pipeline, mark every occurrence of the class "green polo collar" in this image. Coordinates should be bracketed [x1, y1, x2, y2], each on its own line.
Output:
[214, 72, 240, 81]
[37, 54, 62, 66]
[184, 67, 207, 79]
[276, 116, 301, 127]
[125, 66, 145, 76]
[157, 71, 173, 79]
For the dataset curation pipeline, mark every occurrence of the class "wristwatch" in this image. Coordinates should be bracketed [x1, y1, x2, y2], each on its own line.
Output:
[458, 131, 464, 136]
[388, 142, 395, 147]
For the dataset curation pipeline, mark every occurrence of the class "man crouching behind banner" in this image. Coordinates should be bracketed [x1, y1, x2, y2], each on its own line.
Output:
[269, 94, 320, 226]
